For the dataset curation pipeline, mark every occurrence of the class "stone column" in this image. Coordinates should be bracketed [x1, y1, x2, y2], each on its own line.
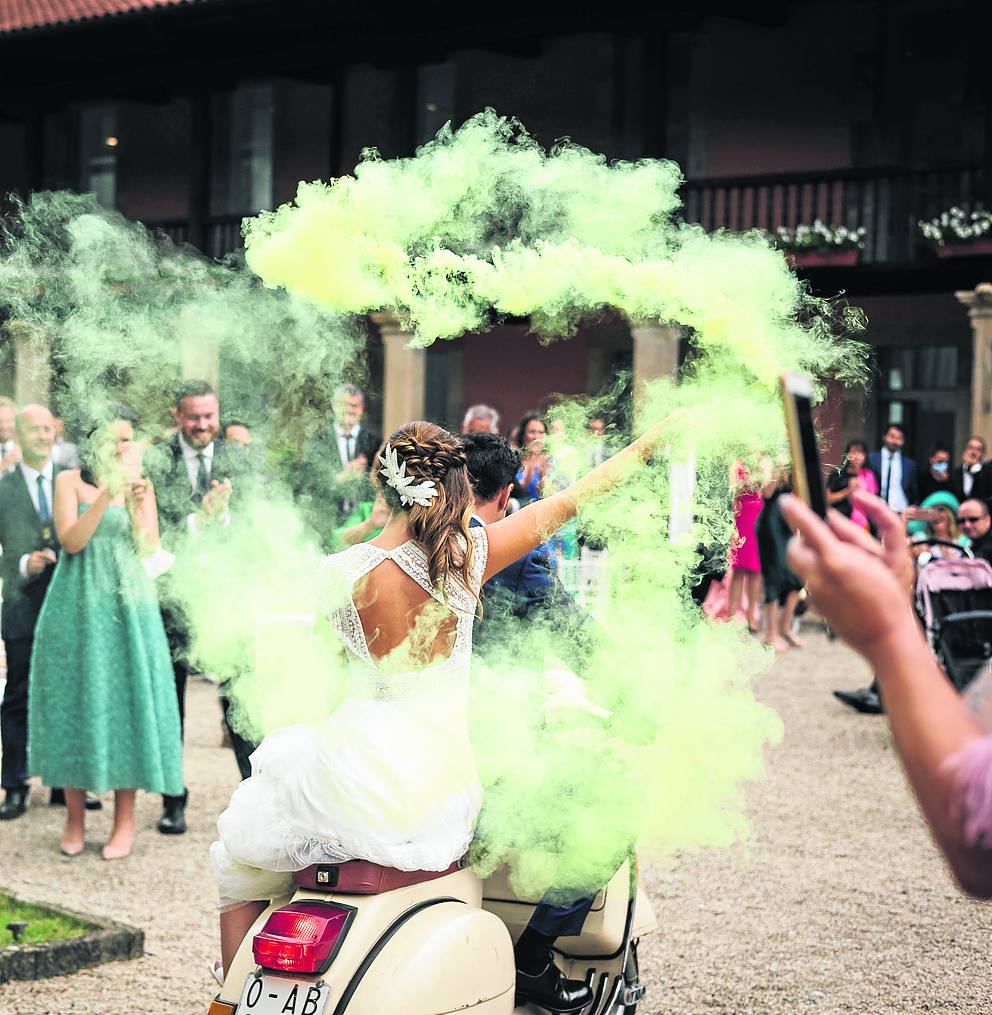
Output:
[630, 322, 681, 425]
[956, 283, 992, 440]
[4, 321, 51, 406]
[372, 312, 426, 435]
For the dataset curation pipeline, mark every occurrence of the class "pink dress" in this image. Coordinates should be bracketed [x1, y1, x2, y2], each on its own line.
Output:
[731, 466, 762, 573]
[850, 468, 879, 529]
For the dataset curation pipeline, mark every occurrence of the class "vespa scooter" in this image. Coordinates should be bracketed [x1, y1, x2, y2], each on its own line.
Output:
[207, 855, 655, 1015]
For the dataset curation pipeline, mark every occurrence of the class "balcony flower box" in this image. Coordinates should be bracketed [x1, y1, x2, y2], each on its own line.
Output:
[920, 207, 992, 255]
[935, 240, 992, 258]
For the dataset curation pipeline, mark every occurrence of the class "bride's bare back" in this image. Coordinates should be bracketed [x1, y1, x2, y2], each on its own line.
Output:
[353, 558, 457, 667]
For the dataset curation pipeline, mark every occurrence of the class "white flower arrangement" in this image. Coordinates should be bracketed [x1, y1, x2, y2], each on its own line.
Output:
[771, 219, 867, 252]
[918, 206, 992, 247]
[378, 443, 438, 507]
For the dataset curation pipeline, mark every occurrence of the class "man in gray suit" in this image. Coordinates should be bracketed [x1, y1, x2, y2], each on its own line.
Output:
[0, 405, 60, 819]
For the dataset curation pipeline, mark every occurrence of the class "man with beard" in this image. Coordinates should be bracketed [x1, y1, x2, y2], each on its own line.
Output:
[147, 379, 251, 834]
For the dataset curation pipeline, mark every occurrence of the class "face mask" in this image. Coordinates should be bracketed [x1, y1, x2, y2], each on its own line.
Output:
[933, 462, 949, 476]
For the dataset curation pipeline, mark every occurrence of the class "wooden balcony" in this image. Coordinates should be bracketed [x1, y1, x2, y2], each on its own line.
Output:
[680, 164, 987, 265]
[142, 166, 990, 288]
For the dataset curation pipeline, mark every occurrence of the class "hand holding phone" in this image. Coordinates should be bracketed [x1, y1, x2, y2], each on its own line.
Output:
[781, 372, 827, 517]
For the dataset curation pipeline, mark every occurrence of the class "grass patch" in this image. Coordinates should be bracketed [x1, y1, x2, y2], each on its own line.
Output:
[0, 894, 96, 947]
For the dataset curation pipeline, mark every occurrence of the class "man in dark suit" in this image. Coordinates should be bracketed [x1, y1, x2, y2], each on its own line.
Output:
[294, 383, 381, 550]
[950, 435, 992, 506]
[868, 422, 918, 512]
[0, 405, 60, 819]
[146, 379, 251, 833]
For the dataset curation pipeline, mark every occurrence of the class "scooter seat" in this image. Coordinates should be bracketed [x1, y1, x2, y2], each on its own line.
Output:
[292, 857, 465, 894]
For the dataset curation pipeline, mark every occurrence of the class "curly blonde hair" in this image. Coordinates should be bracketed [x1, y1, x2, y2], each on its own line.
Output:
[374, 421, 475, 595]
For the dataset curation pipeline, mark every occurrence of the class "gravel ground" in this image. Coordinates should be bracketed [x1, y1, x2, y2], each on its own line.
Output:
[2, 628, 991, 1014]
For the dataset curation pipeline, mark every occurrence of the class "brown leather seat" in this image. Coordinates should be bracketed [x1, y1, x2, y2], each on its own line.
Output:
[293, 857, 464, 894]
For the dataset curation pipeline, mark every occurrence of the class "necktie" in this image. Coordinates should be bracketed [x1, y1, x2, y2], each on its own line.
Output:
[881, 453, 890, 503]
[36, 474, 50, 524]
[347, 434, 355, 462]
[195, 452, 211, 501]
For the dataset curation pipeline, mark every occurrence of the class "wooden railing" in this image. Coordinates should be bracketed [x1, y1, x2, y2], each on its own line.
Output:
[680, 165, 987, 264]
[147, 215, 245, 259]
[145, 166, 988, 266]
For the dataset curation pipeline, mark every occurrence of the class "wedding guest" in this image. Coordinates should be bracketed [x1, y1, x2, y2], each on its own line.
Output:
[0, 396, 20, 475]
[293, 383, 381, 548]
[0, 406, 60, 821]
[462, 404, 500, 435]
[826, 440, 879, 528]
[755, 469, 803, 651]
[957, 499, 992, 563]
[28, 410, 184, 858]
[510, 412, 549, 506]
[909, 492, 964, 564]
[868, 422, 917, 512]
[726, 461, 762, 631]
[148, 379, 250, 827]
[50, 416, 80, 469]
[917, 442, 954, 503]
[223, 420, 251, 449]
[951, 436, 992, 505]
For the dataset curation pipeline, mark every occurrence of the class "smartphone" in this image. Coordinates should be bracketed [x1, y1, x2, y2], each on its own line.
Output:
[781, 372, 827, 517]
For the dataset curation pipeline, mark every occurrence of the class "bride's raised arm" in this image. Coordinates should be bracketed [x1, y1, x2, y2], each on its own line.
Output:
[481, 409, 689, 582]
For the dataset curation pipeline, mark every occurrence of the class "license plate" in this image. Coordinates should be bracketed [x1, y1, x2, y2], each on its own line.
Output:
[238, 972, 331, 1014]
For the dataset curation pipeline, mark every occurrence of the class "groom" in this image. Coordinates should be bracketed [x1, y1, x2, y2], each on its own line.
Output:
[462, 431, 597, 1015]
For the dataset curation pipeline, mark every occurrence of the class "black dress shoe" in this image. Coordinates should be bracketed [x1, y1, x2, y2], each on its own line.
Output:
[515, 956, 593, 1014]
[833, 687, 884, 714]
[0, 786, 29, 821]
[157, 789, 188, 835]
[49, 789, 104, 810]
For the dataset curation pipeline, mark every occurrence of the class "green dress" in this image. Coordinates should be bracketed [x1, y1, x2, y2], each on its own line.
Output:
[28, 505, 184, 795]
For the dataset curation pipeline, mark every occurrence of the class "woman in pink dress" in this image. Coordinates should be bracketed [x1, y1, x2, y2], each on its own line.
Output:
[727, 462, 763, 630]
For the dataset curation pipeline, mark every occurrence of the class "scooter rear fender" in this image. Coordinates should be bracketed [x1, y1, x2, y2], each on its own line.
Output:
[218, 867, 515, 1013]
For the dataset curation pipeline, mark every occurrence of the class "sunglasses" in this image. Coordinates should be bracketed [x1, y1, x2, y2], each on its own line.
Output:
[957, 515, 986, 524]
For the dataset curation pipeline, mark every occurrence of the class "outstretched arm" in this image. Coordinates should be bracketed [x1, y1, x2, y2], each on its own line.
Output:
[482, 410, 688, 582]
[780, 489, 992, 896]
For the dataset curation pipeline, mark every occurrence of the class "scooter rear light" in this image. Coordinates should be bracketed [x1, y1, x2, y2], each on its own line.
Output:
[252, 901, 355, 974]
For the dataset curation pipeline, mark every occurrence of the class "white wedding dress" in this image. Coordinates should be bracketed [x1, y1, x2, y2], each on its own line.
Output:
[210, 528, 488, 909]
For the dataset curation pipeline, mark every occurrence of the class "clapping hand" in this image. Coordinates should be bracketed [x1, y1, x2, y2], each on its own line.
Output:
[201, 477, 233, 519]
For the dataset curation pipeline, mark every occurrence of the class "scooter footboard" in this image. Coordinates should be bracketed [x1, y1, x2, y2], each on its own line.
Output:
[482, 860, 631, 957]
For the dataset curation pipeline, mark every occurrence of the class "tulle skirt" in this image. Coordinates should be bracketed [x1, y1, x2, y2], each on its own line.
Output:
[210, 692, 481, 909]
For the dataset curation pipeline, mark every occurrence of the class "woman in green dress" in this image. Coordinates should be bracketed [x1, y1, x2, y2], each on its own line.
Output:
[29, 414, 184, 859]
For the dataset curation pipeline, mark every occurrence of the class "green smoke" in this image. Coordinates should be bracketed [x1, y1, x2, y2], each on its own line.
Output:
[0, 110, 867, 900]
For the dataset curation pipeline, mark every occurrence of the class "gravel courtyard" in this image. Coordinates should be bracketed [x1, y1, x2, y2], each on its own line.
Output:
[2, 627, 990, 1014]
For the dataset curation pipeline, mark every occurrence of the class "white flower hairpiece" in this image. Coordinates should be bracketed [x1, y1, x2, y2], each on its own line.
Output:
[379, 443, 439, 508]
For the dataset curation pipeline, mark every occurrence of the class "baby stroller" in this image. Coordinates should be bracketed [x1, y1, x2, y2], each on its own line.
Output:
[915, 540, 992, 691]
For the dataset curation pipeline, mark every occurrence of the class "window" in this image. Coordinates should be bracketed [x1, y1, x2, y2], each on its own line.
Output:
[877, 346, 958, 393]
[212, 83, 274, 215]
[79, 105, 118, 208]
[416, 63, 455, 145]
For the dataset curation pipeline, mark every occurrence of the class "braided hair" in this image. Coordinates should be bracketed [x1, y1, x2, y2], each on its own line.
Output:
[374, 421, 476, 595]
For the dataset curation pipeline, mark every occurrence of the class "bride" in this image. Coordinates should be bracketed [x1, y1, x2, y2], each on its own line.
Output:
[212, 413, 684, 974]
